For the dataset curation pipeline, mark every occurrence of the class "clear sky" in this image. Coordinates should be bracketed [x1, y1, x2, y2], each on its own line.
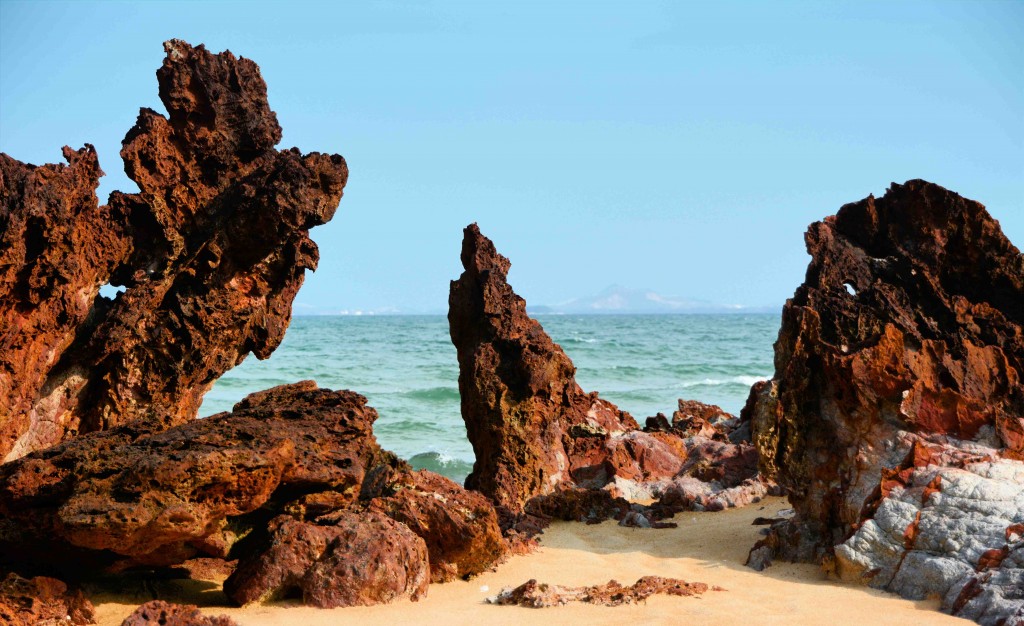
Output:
[2, 1, 1021, 313]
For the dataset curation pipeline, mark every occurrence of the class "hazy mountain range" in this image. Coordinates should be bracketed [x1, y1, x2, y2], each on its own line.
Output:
[294, 285, 777, 316]
[526, 285, 776, 315]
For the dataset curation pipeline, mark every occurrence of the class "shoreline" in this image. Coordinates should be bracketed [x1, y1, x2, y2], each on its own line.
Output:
[92, 497, 965, 626]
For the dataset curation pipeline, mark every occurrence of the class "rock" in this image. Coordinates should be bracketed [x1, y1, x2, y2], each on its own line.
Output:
[487, 576, 720, 608]
[223, 510, 429, 608]
[449, 224, 767, 529]
[367, 469, 507, 582]
[834, 458, 1024, 626]
[119, 601, 237, 626]
[0, 39, 347, 461]
[448, 223, 637, 513]
[0, 382, 387, 576]
[0, 572, 95, 626]
[745, 180, 1024, 624]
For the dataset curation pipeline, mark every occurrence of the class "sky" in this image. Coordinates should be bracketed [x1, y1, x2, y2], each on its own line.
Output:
[1, 1, 1021, 313]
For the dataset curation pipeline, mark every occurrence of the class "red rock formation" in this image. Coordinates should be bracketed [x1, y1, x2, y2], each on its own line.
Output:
[223, 511, 429, 608]
[119, 601, 237, 626]
[367, 469, 507, 582]
[449, 223, 637, 513]
[0, 381, 509, 607]
[0, 572, 95, 626]
[745, 180, 1024, 623]
[449, 224, 769, 529]
[0, 39, 347, 461]
[0, 382, 393, 575]
[488, 576, 720, 608]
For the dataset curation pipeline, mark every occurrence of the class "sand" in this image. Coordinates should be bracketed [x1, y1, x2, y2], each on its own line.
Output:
[92, 496, 968, 625]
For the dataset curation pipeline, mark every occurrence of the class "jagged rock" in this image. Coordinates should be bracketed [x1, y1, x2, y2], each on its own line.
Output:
[223, 510, 429, 608]
[120, 601, 237, 626]
[0, 572, 95, 626]
[0, 39, 347, 461]
[367, 469, 507, 582]
[0, 382, 389, 576]
[449, 222, 638, 513]
[487, 576, 720, 608]
[745, 180, 1024, 624]
[449, 224, 767, 534]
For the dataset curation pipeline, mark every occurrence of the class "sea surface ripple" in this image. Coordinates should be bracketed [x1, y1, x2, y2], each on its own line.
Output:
[199, 314, 779, 482]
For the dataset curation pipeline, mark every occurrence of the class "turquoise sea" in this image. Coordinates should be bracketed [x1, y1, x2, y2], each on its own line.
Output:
[198, 314, 779, 482]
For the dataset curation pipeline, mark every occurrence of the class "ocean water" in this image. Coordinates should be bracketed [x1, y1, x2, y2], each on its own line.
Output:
[198, 314, 779, 482]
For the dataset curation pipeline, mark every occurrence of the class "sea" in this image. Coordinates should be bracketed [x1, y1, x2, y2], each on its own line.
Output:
[198, 314, 779, 483]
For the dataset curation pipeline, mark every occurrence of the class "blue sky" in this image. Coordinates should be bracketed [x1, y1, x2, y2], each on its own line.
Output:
[2, 1, 1021, 313]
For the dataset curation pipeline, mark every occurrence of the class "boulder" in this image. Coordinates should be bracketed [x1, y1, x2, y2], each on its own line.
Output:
[120, 601, 237, 626]
[223, 510, 429, 608]
[0, 572, 95, 626]
[0, 382, 388, 576]
[367, 469, 506, 582]
[0, 39, 347, 461]
[744, 180, 1024, 624]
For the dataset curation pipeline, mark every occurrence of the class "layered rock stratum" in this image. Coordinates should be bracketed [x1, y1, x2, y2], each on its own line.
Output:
[0, 39, 348, 461]
[745, 180, 1024, 625]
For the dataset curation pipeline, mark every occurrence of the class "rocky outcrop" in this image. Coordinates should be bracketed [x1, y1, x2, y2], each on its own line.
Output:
[745, 180, 1024, 624]
[0, 382, 384, 575]
[0, 39, 348, 461]
[223, 510, 429, 608]
[449, 223, 638, 513]
[120, 601, 237, 626]
[0, 381, 507, 606]
[449, 224, 768, 526]
[366, 469, 506, 583]
[487, 576, 720, 608]
[0, 572, 95, 626]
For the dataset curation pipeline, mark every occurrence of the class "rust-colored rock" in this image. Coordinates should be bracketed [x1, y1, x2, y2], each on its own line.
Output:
[119, 601, 237, 626]
[0, 572, 95, 626]
[449, 222, 638, 513]
[367, 469, 507, 582]
[745, 180, 1024, 623]
[0, 382, 387, 576]
[449, 224, 766, 526]
[488, 576, 720, 608]
[0, 39, 347, 461]
[223, 510, 429, 608]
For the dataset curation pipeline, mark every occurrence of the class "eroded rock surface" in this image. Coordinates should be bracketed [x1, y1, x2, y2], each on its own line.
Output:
[223, 510, 429, 608]
[488, 576, 719, 608]
[0, 382, 385, 575]
[449, 224, 768, 530]
[0, 39, 347, 461]
[449, 222, 638, 513]
[0, 572, 95, 626]
[120, 601, 237, 626]
[745, 180, 1024, 624]
[366, 469, 506, 583]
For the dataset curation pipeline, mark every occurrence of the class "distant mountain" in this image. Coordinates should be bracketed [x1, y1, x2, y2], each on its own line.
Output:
[528, 284, 776, 315]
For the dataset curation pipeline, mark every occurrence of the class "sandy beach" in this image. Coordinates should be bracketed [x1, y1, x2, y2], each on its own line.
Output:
[91, 496, 966, 626]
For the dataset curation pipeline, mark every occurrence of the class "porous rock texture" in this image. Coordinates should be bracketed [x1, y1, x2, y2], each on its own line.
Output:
[449, 224, 767, 526]
[0, 381, 507, 606]
[0, 381, 386, 575]
[0, 572, 95, 626]
[745, 180, 1024, 624]
[0, 38, 348, 461]
[223, 510, 429, 608]
[120, 600, 237, 626]
[487, 576, 719, 608]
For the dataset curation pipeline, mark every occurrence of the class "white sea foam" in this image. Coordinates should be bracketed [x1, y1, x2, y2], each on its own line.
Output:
[678, 375, 770, 388]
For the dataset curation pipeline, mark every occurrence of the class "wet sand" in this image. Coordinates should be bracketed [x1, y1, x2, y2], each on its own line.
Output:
[93, 496, 967, 625]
